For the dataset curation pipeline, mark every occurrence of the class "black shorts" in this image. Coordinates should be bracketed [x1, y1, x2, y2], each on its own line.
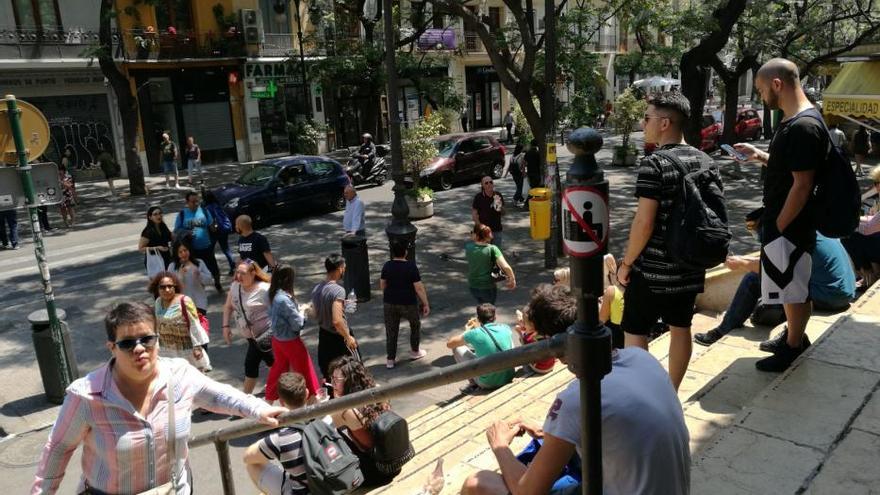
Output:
[621, 271, 698, 335]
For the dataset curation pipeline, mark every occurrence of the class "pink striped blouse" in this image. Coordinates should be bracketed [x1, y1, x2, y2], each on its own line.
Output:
[32, 357, 270, 494]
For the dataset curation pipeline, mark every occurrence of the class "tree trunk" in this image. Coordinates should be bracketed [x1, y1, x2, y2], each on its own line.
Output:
[680, 54, 709, 146]
[721, 76, 739, 145]
[98, 0, 145, 195]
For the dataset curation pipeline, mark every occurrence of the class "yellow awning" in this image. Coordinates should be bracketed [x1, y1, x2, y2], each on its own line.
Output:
[823, 61, 880, 120]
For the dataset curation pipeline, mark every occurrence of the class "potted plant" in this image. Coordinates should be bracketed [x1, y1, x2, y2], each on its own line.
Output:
[401, 113, 445, 220]
[611, 88, 646, 166]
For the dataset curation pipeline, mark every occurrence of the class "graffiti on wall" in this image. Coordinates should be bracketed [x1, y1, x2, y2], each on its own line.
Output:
[26, 95, 116, 179]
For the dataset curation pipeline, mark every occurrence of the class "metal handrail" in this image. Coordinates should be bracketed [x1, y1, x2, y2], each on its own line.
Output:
[189, 333, 568, 494]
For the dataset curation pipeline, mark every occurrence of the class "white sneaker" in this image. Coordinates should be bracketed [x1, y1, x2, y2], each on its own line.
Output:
[386, 359, 395, 369]
[410, 349, 427, 361]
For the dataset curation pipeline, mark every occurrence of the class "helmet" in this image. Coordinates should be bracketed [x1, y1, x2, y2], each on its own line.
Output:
[362, 133, 373, 142]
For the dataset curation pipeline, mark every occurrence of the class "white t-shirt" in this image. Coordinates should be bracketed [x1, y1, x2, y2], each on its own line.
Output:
[543, 347, 690, 495]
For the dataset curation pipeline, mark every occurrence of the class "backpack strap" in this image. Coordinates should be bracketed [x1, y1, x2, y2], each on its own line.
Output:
[791, 108, 834, 157]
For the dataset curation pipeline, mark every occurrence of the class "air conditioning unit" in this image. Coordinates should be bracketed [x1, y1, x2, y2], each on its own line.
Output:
[241, 9, 260, 44]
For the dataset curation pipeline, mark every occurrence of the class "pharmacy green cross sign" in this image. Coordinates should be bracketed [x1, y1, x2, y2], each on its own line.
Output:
[251, 79, 278, 99]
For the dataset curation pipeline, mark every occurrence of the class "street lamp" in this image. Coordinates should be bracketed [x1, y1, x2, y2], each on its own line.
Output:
[383, 0, 417, 259]
[274, 0, 312, 121]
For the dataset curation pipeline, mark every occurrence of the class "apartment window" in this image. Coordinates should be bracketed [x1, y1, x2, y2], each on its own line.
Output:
[432, 7, 451, 29]
[12, 0, 61, 31]
[488, 7, 501, 32]
[155, 0, 193, 32]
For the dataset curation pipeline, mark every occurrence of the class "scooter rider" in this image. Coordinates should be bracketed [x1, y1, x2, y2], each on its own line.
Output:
[356, 133, 376, 177]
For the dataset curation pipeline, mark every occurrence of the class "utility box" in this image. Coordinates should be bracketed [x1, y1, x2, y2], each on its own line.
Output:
[529, 187, 551, 240]
[0, 162, 61, 211]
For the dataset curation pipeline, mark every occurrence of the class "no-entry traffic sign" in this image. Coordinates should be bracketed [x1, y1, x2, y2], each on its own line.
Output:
[562, 186, 608, 257]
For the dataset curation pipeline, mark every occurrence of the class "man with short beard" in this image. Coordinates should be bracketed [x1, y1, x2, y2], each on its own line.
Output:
[733, 58, 823, 372]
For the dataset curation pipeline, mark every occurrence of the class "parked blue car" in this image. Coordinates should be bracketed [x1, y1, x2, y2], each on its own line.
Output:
[212, 156, 350, 226]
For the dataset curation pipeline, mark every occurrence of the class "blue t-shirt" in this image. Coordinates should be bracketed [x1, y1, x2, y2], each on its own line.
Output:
[810, 233, 856, 304]
[176, 206, 213, 250]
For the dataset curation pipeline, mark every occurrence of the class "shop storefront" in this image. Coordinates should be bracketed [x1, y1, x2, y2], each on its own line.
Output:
[244, 60, 312, 156]
[465, 65, 502, 129]
[134, 66, 238, 174]
[0, 68, 123, 181]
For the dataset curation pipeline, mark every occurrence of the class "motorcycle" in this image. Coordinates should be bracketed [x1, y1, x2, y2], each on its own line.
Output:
[345, 144, 389, 186]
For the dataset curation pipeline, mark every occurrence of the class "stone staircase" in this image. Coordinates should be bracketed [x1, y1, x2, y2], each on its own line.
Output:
[363, 275, 880, 494]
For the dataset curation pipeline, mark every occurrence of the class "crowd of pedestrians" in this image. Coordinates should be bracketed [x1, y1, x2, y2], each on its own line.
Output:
[25, 54, 880, 495]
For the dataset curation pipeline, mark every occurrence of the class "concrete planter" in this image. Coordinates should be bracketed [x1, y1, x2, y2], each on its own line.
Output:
[612, 145, 638, 166]
[405, 195, 434, 220]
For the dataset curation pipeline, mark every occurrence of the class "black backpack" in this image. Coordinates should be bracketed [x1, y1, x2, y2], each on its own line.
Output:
[369, 411, 415, 476]
[291, 420, 364, 495]
[655, 150, 731, 270]
[796, 110, 860, 238]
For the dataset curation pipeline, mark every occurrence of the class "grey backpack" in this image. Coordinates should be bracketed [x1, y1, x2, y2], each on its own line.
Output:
[291, 420, 364, 495]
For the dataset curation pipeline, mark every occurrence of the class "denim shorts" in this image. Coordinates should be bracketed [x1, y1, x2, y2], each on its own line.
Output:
[162, 160, 177, 174]
[187, 159, 202, 173]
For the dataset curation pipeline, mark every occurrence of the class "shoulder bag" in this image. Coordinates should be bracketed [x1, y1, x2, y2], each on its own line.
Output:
[480, 325, 505, 352]
[238, 284, 273, 353]
[489, 246, 508, 283]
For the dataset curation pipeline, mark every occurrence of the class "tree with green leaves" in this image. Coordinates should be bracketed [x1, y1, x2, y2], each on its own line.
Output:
[401, 112, 445, 194]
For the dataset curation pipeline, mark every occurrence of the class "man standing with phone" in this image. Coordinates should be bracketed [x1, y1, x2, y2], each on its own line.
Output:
[732, 58, 823, 372]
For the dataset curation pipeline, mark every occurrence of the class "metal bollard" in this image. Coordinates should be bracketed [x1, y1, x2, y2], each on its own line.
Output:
[340, 233, 371, 302]
[562, 128, 612, 495]
[29, 308, 79, 404]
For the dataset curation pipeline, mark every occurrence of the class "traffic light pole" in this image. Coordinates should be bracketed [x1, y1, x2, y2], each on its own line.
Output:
[562, 128, 612, 495]
[4, 95, 72, 390]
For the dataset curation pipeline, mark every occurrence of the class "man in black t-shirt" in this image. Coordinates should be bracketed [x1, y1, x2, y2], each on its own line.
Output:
[380, 241, 430, 369]
[617, 91, 714, 392]
[733, 58, 822, 372]
[472, 176, 505, 248]
[235, 215, 276, 270]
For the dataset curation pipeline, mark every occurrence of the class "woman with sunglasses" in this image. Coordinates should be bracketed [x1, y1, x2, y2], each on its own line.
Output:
[32, 302, 287, 494]
[223, 259, 274, 394]
[138, 206, 173, 272]
[150, 271, 211, 372]
[264, 264, 321, 404]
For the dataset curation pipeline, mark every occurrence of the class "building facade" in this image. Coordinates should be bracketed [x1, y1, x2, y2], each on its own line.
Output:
[0, 0, 126, 181]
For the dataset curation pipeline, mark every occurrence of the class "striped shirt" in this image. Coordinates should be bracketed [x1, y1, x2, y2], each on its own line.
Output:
[32, 357, 270, 494]
[633, 144, 709, 294]
[258, 427, 309, 494]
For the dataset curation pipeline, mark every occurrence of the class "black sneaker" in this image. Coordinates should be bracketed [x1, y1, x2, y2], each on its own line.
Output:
[755, 340, 808, 372]
[759, 327, 788, 353]
[694, 329, 724, 347]
[459, 383, 481, 395]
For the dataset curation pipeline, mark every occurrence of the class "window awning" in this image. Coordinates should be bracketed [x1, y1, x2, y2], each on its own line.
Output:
[823, 61, 880, 119]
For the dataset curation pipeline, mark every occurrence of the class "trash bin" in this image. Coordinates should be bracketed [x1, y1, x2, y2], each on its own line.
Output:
[29, 308, 79, 404]
[341, 234, 371, 302]
[529, 187, 551, 240]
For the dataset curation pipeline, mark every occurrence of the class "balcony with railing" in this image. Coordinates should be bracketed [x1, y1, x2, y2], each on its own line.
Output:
[261, 33, 296, 57]
[0, 28, 102, 59]
[463, 31, 484, 53]
[116, 28, 245, 61]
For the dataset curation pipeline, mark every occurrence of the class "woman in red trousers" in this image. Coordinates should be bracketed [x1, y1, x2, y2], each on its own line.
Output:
[265, 265, 321, 402]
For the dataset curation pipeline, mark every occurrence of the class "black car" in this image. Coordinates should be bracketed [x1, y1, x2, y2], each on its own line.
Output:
[212, 156, 350, 226]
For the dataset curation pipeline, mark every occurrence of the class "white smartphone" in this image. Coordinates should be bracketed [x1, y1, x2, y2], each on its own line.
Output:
[720, 144, 748, 161]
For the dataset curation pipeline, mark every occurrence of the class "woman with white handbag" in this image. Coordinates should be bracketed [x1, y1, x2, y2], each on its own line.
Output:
[32, 301, 287, 494]
[139, 206, 173, 279]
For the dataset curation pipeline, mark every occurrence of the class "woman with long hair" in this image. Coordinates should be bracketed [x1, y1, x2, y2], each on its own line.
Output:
[168, 238, 212, 315]
[58, 160, 77, 226]
[264, 264, 321, 403]
[223, 259, 274, 394]
[328, 356, 396, 486]
[149, 271, 211, 371]
[138, 206, 173, 270]
[465, 224, 515, 304]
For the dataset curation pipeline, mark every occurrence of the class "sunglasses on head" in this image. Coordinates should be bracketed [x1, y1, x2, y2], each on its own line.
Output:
[114, 334, 158, 352]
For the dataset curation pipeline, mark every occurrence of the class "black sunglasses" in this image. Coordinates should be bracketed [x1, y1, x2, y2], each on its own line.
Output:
[114, 334, 159, 352]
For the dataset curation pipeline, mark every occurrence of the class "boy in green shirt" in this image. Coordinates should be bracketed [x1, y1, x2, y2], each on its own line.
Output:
[446, 303, 515, 393]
